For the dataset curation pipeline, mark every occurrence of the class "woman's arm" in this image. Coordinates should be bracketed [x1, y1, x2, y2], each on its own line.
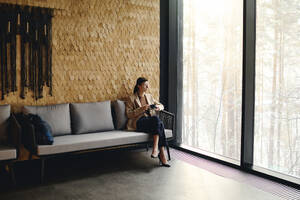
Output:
[152, 96, 164, 111]
[125, 96, 148, 119]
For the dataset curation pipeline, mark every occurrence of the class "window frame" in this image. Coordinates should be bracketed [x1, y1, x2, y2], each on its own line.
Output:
[165, 0, 300, 188]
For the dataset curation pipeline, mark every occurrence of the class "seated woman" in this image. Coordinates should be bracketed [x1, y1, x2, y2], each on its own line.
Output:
[125, 77, 170, 167]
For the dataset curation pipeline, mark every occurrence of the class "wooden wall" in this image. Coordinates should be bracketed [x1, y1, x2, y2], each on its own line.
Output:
[0, 0, 160, 111]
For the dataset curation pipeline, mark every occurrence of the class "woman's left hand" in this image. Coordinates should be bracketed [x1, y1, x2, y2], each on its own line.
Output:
[155, 107, 161, 111]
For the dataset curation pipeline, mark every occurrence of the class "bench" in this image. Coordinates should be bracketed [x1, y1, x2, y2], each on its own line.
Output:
[21, 100, 174, 183]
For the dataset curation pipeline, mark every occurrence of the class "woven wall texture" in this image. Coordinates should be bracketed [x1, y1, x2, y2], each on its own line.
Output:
[0, 0, 160, 112]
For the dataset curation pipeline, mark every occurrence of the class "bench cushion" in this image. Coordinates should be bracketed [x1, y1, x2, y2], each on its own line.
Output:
[23, 104, 71, 136]
[0, 145, 16, 161]
[70, 101, 115, 134]
[37, 129, 173, 156]
[0, 105, 10, 145]
[111, 100, 127, 130]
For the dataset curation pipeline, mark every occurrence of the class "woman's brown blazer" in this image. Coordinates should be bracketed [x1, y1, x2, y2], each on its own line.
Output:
[125, 93, 164, 130]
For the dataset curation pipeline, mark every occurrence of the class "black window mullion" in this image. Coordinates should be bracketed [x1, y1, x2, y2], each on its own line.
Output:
[241, 0, 256, 169]
[168, 0, 183, 145]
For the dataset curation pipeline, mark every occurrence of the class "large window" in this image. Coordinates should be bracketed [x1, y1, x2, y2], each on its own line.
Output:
[182, 0, 243, 161]
[254, 0, 300, 178]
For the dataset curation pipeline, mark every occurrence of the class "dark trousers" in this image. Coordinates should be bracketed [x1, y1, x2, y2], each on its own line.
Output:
[136, 116, 167, 148]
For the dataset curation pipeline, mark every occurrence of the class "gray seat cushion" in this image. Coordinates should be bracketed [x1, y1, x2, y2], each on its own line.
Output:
[0, 145, 16, 161]
[0, 105, 10, 144]
[23, 104, 71, 136]
[112, 100, 127, 130]
[37, 129, 173, 156]
[70, 101, 115, 134]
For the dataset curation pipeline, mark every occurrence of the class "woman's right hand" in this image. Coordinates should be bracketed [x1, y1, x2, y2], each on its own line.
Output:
[141, 105, 150, 112]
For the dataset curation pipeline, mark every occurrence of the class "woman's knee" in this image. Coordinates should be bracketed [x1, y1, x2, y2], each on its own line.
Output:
[150, 116, 161, 124]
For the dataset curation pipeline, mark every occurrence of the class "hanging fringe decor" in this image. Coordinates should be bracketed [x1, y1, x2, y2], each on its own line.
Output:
[0, 3, 53, 100]
[0, 4, 17, 100]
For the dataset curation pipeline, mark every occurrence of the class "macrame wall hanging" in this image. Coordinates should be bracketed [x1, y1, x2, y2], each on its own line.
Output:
[0, 4, 53, 100]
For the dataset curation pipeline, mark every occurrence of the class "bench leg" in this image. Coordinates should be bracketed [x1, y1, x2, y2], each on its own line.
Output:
[29, 153, 33, 160]
[40, 158, 45, 183]
[146, 144, 149, 152]
[166, 145, 171, 161]
[7, 163, 16, 186]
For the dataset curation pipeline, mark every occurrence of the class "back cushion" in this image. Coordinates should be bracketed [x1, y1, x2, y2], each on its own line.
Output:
[112, 100, 127, 130]
[0, 105, 10, 144]
[23, 104, 71, 136]
[70, 101, 115, 134]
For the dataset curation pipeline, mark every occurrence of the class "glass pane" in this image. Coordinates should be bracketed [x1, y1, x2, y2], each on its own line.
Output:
[255, 0, 300, 178]
[182, 0, 243, 161]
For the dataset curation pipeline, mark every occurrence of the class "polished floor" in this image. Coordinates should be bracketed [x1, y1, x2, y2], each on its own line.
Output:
[0, 149, 294, 200]
[171, 149, 300, 200]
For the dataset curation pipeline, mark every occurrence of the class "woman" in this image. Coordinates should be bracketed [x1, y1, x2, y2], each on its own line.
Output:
[125, 77, 170, 167]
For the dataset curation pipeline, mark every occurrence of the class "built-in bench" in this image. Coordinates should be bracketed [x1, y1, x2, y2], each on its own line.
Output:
[20, 100, 174, 183]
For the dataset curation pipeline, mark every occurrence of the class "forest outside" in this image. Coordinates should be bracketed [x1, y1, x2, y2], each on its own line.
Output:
[182, 0, 243, 161]
[182, 0, 300, 179]
[255, 0, 300, 178]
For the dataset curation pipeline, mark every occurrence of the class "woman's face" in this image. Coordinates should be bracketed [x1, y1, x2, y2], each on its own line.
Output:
[138, 81, 149, 93]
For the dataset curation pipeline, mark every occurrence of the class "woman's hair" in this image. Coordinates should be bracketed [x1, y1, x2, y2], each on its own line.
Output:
[133, 77, 148, 94]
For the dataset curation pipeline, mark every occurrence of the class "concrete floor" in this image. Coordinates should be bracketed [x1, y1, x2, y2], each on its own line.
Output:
[0, 150, 284, 200]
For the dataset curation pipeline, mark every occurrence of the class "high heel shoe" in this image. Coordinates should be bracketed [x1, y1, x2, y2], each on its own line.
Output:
[158, 153, 171, 167]
[151, 149, 159, 158]
[151, 153, 158, 158]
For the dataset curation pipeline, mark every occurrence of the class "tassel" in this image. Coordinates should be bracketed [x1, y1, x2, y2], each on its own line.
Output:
[0, 11, 4, 100]
[20, 7, 27, 99]
[0, 4, 53, 100]
[10, 8, 17, 92]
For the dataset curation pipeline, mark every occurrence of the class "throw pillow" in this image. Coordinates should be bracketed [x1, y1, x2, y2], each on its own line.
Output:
[23, 104, 71, 136]
[112, 100, 127, 130]
[0, 105, 11, 144]
[70, 101, 115, 134]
